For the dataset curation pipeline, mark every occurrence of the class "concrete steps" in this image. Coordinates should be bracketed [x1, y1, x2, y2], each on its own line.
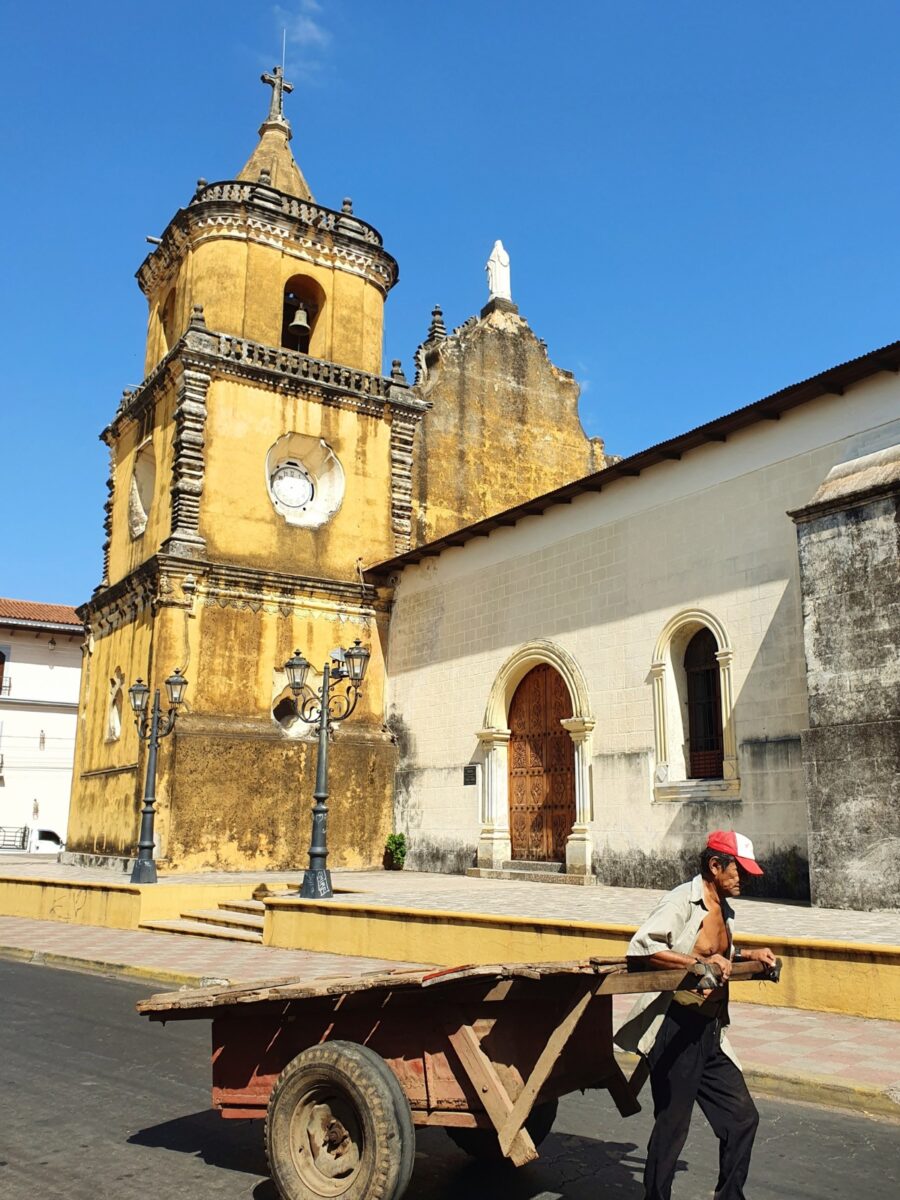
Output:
[139, 892, 293, 944]
[139, 918, 264, 943]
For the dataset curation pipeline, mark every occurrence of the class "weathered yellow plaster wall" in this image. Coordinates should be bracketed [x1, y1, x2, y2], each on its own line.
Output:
[66, 606, 156, 857]
[201, 378, 394, 576]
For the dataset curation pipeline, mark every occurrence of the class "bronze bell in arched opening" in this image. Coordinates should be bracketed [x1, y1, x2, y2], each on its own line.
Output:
[288, 304, 311, 337]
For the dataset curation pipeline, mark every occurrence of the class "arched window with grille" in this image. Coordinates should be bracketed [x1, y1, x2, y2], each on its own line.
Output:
[684, 628, 724, 778]
[650, 609, 739, 800]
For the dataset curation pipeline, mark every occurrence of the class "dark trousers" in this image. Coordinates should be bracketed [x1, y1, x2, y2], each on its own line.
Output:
[643, 1003, 759, 1200]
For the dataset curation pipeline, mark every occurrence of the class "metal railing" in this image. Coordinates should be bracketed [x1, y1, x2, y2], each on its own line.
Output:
[0, 826, 27, 850]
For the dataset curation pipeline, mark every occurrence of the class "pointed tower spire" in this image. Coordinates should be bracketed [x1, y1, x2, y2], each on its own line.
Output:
[237, 66, 314, 201]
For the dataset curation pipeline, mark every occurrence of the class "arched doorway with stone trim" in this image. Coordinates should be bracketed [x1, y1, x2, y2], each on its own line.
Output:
[476, 640, 595, 876]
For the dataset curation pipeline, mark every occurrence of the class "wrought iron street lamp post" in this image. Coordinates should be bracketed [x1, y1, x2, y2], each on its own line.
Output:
[128, 668, 188, 884]
[284, 639, 370, 899]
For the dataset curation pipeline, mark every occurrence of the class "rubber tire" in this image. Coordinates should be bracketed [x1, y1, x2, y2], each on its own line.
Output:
[265, 1040, 415, 1200]
[445, 1098, 558, 1160]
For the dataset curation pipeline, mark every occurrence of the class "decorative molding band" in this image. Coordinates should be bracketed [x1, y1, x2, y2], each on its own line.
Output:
[106, 327, 426, 440]
[81, 553, 389, 644]
[136, 181, 398, 298]
[161, 365, 209, 559]
[79, 763, 139, 779]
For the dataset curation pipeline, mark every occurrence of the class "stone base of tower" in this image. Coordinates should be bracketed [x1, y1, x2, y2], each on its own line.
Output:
[66, 715, 396, 873]
[163, 717, 397, 872]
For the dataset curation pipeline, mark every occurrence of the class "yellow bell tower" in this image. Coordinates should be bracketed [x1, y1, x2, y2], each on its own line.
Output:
[67, 69, 424, 872]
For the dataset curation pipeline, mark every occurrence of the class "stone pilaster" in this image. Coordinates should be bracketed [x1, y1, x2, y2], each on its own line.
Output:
[475, 727, 512, 868]
[561, 716, 595, 876]
[715, 648, 738, 781]
[650, 661, 668, 783]
[162, 363, 210, 558]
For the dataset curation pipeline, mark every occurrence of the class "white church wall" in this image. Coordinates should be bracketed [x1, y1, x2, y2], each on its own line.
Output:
[385, 372, 900, 896]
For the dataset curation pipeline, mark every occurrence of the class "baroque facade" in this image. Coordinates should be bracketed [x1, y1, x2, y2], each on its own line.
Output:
[66, 72, 602, 872]
[68, 71, 899, 909]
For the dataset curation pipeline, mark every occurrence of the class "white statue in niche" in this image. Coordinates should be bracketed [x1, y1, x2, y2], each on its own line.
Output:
[485, 240, 511, 302]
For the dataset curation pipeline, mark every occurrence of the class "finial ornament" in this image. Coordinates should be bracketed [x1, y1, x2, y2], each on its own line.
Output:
[261, 64, 294, 124]
[427, 304, 447, 342]
[486, 240, 512, 302]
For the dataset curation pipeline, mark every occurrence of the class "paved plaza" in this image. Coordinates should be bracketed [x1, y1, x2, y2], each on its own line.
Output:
[4, 856, 899, 943]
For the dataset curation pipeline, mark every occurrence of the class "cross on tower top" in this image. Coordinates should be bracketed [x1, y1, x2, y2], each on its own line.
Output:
[261, 65, 293, 124]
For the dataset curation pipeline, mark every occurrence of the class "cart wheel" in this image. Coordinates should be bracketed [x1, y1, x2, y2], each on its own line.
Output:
[266, 1040, 415, 1200]
[445, 1099, 558, 1160]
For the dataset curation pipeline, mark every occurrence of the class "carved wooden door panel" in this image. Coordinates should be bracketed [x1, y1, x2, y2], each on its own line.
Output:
[508, 664, 575, 862]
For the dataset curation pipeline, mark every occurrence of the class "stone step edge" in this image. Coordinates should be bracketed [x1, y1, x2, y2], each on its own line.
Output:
[138, 919, 263, 943]
[219, 899, 267, 914]
[180, 908, 265, 930]
[467, 867, 596, 886]
[502, 860, 565, 874]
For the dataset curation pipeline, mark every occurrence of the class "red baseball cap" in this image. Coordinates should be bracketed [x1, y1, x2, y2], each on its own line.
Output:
[706, 830, 764, 876]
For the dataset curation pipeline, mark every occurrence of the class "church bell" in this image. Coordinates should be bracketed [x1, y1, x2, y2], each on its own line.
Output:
[288, 304, 311, 336]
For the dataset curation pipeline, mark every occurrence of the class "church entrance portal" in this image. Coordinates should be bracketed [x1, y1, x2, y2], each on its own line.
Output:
[507, 664, 576, 861]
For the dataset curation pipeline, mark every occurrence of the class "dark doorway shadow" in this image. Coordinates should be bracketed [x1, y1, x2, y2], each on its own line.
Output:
[128, 1108, 268, 1177]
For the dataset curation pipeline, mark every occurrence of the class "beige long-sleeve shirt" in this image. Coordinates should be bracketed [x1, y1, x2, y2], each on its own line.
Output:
[613, 874, 741, 1068]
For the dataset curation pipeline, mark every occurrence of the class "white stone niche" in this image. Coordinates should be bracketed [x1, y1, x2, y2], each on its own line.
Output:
[128, 440, 156, 539]
[265, 433, 345, 529]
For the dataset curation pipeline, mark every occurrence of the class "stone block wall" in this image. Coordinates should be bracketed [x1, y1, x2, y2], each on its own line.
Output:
[792, 444, 900, 909]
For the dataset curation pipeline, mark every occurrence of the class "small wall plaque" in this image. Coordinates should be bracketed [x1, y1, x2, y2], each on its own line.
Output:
[463, 764, 477, 786]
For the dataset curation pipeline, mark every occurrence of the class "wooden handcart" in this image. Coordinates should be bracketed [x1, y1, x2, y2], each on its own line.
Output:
[137, 956, 779, 1200]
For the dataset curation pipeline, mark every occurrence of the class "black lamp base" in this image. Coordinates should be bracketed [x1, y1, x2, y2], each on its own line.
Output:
[299, 868, 333, 900]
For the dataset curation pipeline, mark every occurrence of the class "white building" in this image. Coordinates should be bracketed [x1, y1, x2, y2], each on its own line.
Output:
[0, 599, 82, 850]
[371, 340, 900, 909]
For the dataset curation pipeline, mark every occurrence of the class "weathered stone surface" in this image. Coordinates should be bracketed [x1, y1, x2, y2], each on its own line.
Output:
[791, 444, 900, 910]
[410, 304, 608, 545]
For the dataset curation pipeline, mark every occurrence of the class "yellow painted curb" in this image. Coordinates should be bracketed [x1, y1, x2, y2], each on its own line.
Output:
[0, 943, 206, 989]
[262, 898, 900, 1022]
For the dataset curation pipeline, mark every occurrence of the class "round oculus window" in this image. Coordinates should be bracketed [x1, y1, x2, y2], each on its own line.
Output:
[270, 462, 314, 509]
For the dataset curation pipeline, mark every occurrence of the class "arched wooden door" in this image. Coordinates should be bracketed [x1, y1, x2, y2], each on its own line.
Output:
[508, 664, 575, 862]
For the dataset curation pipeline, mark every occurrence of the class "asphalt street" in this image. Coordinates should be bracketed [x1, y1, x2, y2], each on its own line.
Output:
[1, 960, 898, 1200]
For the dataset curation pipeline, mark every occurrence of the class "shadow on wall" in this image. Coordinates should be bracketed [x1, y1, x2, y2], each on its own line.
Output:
[387, 708, 478, 874]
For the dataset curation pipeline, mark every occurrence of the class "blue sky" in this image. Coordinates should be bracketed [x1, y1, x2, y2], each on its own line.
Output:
[3, 1, 900, 604]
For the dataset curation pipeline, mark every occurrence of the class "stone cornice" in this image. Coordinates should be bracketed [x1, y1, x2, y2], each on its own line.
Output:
[136, 180, 399, 298]
[80, 553, 389, 639]
[104, 320, 426, 440]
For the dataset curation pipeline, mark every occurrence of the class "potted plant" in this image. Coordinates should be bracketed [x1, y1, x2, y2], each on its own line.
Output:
[384, 833, 407, 871]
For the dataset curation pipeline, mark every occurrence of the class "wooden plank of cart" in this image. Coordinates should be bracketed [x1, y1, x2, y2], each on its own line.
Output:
[137, 956, 780, 1200]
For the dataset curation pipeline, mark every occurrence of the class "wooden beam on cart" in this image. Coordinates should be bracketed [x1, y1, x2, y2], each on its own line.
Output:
[443, 1007, 538, 1167]
[497, 978, 601, 1156]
